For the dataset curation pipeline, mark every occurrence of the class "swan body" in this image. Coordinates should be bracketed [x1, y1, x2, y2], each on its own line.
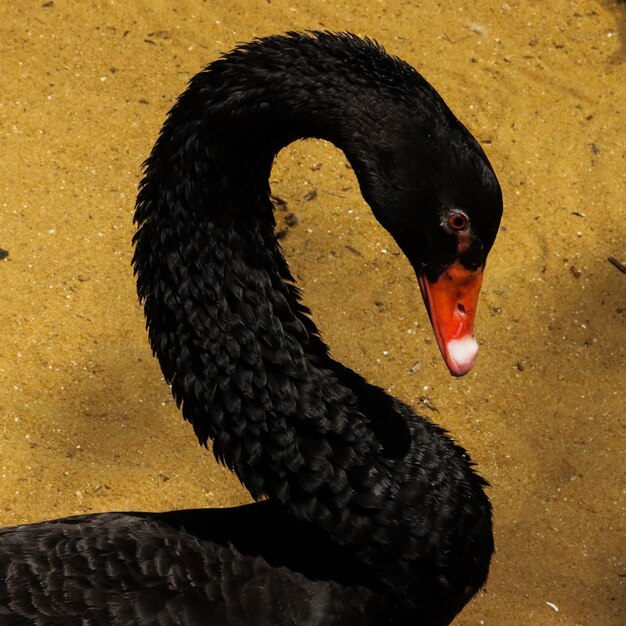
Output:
[1, 502, 412, 624]
[0, 32, 502, 625]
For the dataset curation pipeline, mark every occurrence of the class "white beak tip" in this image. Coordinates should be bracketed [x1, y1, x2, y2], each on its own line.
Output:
[446, 337, 479, 376]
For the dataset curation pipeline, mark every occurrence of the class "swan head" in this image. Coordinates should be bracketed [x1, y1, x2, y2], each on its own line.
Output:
[350, 103, 503, 376]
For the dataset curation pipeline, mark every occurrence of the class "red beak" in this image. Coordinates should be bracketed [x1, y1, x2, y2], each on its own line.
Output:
[417, 262, 484, 376]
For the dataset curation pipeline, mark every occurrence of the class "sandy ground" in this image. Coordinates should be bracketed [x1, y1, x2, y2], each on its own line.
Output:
[0, 1, 624, 624]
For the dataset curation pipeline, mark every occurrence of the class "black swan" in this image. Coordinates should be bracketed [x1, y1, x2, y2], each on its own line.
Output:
[0, 32, 502, 625]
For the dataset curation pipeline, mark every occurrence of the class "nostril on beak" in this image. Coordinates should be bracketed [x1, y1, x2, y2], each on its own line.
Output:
[457, 303, 466, 317]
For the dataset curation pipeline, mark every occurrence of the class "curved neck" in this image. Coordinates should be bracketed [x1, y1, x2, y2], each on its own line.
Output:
[134, 36, 392, 498]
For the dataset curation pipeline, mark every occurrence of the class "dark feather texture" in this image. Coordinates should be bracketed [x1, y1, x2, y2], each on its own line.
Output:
[0, 32, 502, 625]
[1, 502, 416, 625]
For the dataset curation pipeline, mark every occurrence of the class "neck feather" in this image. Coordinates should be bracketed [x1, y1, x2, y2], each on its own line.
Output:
[134, 34, 397, 496]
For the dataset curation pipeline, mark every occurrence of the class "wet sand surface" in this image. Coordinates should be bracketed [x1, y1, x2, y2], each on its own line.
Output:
[0, 1, 624, 624]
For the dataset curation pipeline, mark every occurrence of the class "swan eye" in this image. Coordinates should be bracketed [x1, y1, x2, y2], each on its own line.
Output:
[447, 211, 469, 231]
